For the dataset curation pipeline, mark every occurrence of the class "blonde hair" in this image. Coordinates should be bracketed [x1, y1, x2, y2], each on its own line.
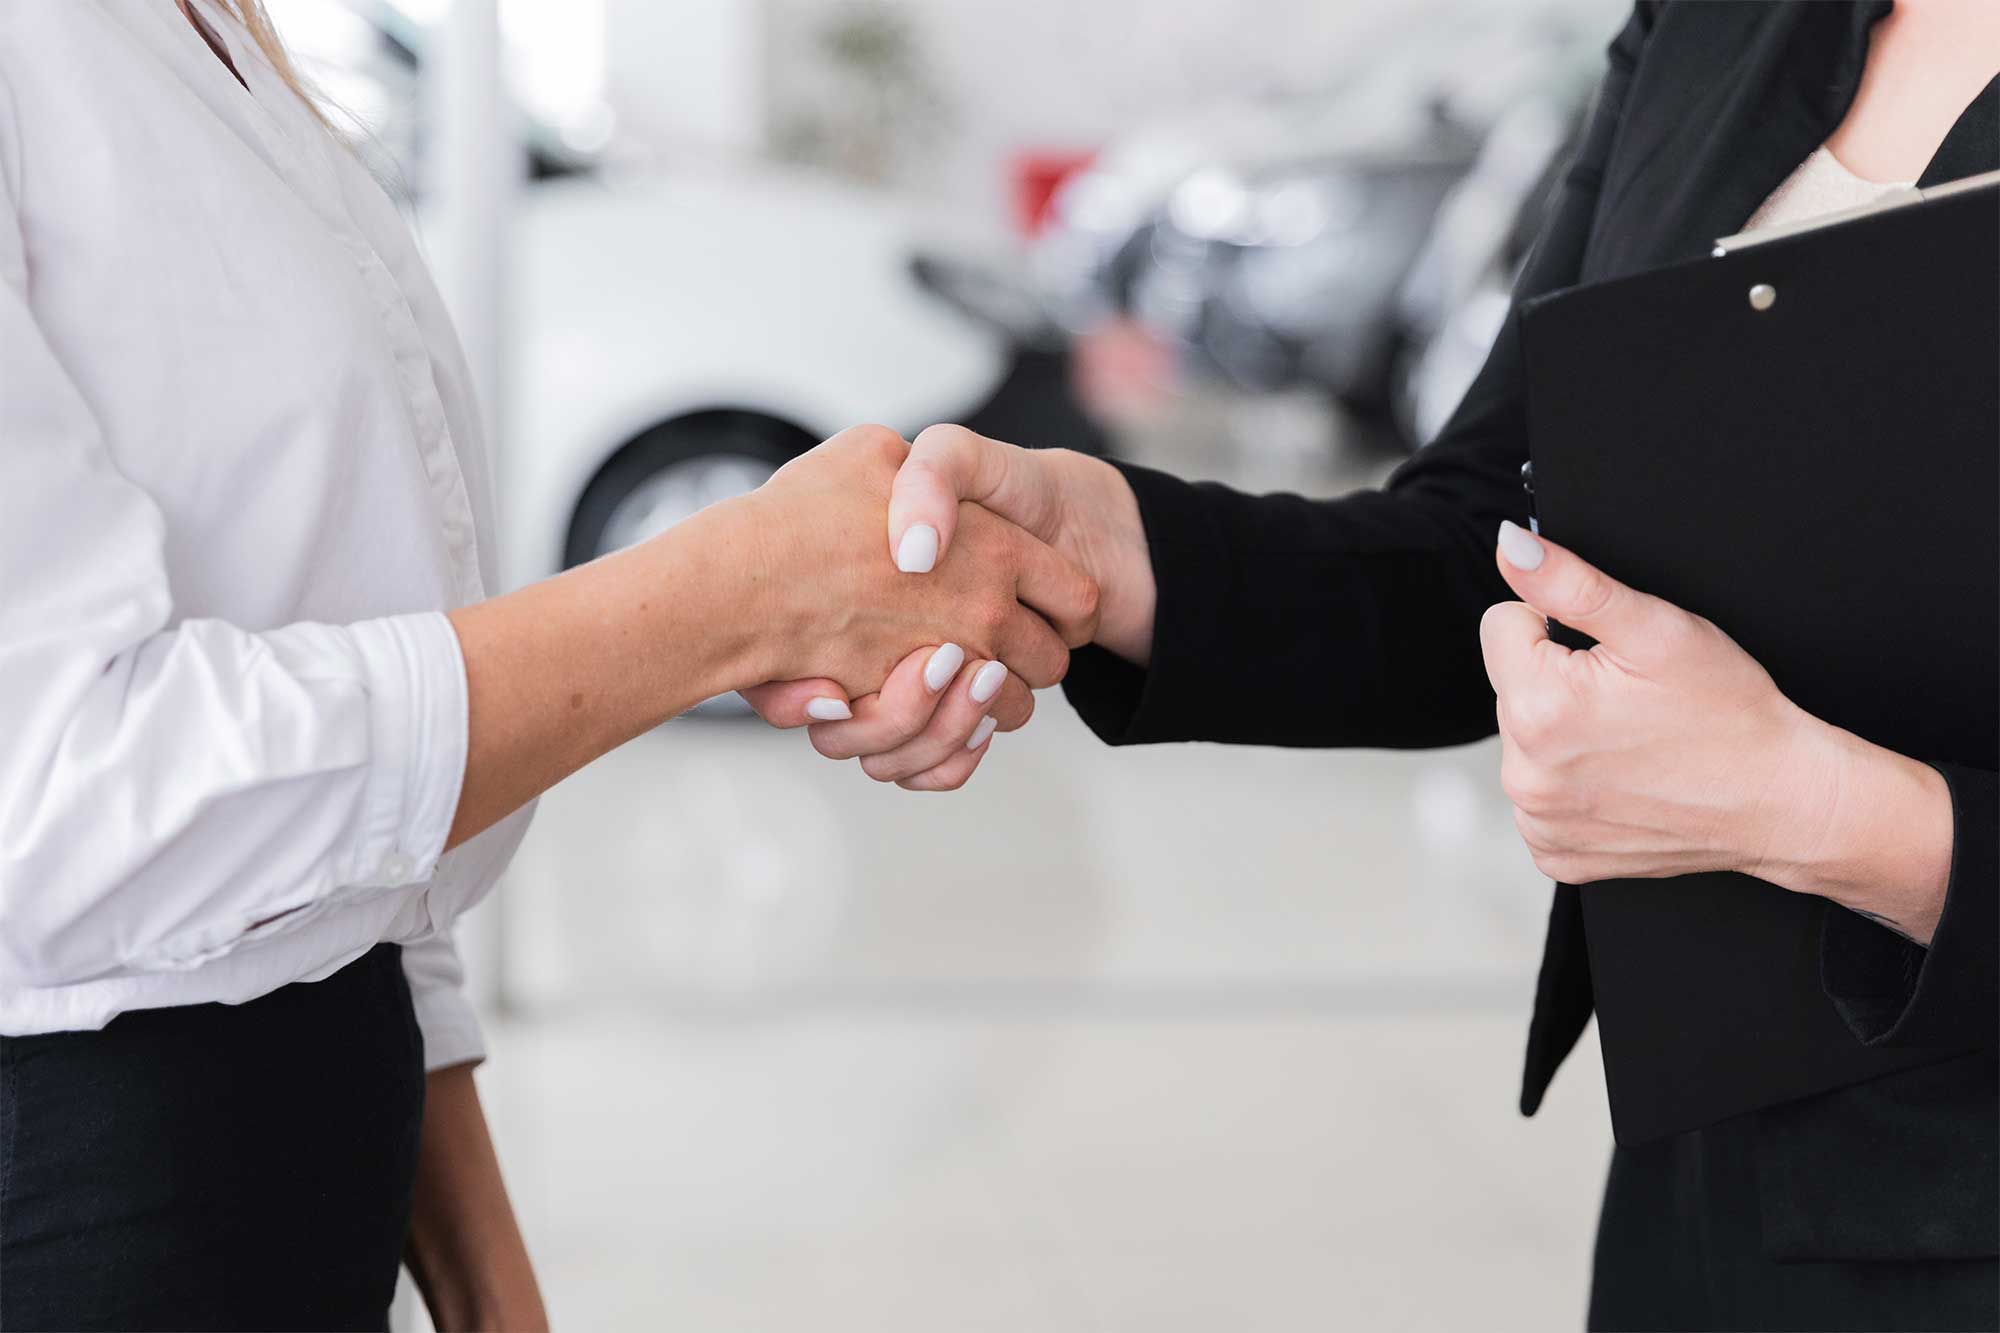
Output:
[207, 0, 330, 127]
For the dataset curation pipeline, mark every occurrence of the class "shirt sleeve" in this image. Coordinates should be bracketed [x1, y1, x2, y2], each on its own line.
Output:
[1061, 3, 1655, 750]
[402, 929, 488, 1072]
[0, 121, 471, 989]
[1820, 764, 1999, 1052]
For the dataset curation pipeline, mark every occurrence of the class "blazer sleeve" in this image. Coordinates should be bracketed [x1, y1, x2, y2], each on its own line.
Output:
[1820, 764, 1999, 1052]
[1062, 3, 1654, 749]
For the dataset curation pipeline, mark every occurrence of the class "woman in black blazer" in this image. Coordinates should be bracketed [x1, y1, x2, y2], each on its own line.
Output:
[783, 2, 1999, 1327]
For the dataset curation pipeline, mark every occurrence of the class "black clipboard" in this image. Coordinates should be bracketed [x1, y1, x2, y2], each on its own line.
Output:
[1518, 176, 1999, 1145]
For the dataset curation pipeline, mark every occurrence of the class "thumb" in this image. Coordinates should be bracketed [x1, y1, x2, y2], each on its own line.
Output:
[740, 678, 853, 728]
[887, 424, 1048, 573]
[1493, 520, 1681, 661]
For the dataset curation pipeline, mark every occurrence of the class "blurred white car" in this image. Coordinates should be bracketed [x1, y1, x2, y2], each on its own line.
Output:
[495, 167, 1004, 585]
[275, 0, 1089, 599]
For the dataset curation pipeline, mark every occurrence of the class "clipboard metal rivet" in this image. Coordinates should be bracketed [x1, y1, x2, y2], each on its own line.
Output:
[1748, 283, 1777, 311]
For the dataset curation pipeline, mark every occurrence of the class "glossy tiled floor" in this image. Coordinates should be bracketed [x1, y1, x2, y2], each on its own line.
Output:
[439, 401, 1618, 1330]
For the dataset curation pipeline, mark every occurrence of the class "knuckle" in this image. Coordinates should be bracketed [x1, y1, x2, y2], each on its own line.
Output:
[850, 422, 905, 455]
[859, 752, 905, 783]
[999, 688, 1036, 731]
[912, 422, 974, 457]
[1502, 765, 1552, 816]
[1500, 688, 1564, 748]
[1015, 645, 1063, 690]
[1068, 574, 1102, 642]
[1652, 610, 1703, 656]
[1566, 569, 1616, 622]
[976, 600, 1013, 646]
[885, 700, 932, 746]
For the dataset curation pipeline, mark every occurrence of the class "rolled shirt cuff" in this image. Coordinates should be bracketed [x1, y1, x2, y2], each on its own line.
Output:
[408, 969, 488, 1072]
[341, 611, 469, 890]
[402, 928, 489, 1071]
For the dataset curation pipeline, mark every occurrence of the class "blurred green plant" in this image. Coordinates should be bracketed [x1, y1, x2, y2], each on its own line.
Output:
[774, 2, 949, 186]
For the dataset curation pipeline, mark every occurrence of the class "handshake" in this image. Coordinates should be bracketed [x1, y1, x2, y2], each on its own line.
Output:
[704, 422, 1153, 790]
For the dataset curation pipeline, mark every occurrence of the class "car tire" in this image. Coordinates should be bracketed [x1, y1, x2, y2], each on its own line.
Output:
[563, 411, 815, 570]
[564, 413, 815, 719]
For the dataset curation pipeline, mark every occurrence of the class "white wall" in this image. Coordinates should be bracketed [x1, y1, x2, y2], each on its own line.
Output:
[603, 0, 764, 153]
[755, 0, 1605, 218]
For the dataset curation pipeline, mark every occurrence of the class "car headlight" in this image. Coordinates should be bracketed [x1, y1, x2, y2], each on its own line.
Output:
[1166, 168, 1253, 242]
[1253, 175, 1367, 246]
[1168, 168, 1368, 247]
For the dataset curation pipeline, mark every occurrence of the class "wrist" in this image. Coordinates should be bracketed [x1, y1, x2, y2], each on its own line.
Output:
[1755, 714, 1952, 942]
[636, 493, 786, 700]
[1051, 452, 1155, 664]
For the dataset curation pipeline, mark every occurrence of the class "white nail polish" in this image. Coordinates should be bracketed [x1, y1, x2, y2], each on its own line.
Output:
[1498, 519, 1545, 571]
[969, 660, 1007, 704]
[923, 643, 965, 692]
[804, 697, 851, 721]
[896, 524, 939, 574]
[966, 715, 998, 750]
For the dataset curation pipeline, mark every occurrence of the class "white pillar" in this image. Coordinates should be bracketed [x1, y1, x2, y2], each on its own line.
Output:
[423, 0, 522, 1013]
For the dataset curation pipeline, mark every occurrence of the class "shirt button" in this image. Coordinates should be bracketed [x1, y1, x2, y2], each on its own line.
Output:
[382, 852, 416, 881]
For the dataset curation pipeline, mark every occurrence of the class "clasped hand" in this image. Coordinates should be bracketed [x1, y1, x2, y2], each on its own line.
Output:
[731, 424, 1099, 790]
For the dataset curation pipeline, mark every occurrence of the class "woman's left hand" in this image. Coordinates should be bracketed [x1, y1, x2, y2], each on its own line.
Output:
[743, 642, 1035, 790]
[406, 1065, 548, 1333]
[1480, 521, 1951, 942]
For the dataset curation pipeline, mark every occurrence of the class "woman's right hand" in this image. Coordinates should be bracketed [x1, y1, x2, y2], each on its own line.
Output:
[722, 423, 1102, 695]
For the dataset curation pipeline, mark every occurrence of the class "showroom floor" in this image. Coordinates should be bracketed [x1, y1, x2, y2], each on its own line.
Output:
[434, 397, 1617, 1330]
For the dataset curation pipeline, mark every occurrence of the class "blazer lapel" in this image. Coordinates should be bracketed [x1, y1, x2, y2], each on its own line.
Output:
[1919, 74, 2000, 186]
[1582, 0, 1889, 279]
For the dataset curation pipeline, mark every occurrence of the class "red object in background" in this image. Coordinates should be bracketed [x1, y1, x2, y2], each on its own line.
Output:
[1008, 148, 1097, 239]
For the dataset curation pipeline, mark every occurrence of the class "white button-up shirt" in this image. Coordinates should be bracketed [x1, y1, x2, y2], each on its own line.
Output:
[0, 0, 533, 1068]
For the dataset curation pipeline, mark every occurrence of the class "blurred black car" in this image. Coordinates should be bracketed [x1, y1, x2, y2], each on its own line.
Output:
[1036, 2, 1614, 441]
[1391, 94, 1584, 447]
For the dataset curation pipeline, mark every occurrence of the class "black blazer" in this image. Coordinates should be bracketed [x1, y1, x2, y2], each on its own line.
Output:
[1062, 1, 1998, 1262]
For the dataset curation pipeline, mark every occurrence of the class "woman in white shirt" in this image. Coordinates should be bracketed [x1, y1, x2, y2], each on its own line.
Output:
[0, 2, 1096, 1327]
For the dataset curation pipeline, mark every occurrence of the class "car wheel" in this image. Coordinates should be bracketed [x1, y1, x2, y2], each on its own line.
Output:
[565, 411, 816, 715]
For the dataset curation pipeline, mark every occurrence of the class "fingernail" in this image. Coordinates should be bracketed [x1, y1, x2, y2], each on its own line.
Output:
[966, 715, 998, 750]
[1498, 519, 1544, 571]
[923, 643, 965, 692]
[896, 524, 939, 574]
[804, 697, 851, 721]
[968, 660, 1007, 704]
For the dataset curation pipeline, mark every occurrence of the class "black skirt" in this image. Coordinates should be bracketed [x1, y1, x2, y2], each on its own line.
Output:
[0, 943, 425, 1332]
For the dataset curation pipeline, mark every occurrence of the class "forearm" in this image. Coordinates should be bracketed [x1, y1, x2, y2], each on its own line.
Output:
[444, 499, 770, 849]
[406, 1064, 546, 1333]
[1762, 718, 1954, 945]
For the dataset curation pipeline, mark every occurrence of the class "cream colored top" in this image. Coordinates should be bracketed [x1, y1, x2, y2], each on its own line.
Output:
[1742, 146, 1917, 232]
